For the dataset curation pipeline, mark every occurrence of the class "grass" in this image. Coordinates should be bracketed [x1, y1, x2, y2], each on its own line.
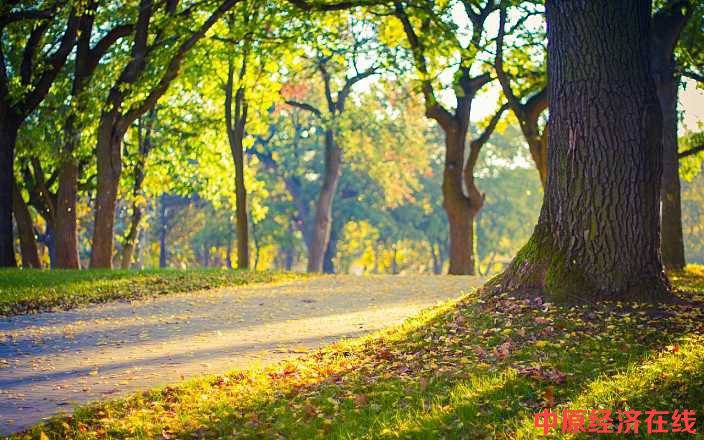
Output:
[12, 266, 704, 439]
[0, 269, 298, 317]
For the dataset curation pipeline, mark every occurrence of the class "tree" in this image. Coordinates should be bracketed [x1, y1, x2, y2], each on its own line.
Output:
[651, 0, 695, 270]
[494, 0, 670, 301]
[0, 2, 79, 266]
[283, 15, 381, 273]
[393, 0, 507, 274]
[56, 0, 133, 269]
[90, 0, 240, 268]
[494, 4, 548, 187]
[120, 108, 156, 269]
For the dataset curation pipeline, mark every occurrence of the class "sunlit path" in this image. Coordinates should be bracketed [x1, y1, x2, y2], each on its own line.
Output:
[0, 275, 481, 434]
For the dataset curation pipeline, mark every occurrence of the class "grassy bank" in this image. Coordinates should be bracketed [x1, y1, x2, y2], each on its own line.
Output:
[0, 269, 297, 317]
[14, 266, 704, 439]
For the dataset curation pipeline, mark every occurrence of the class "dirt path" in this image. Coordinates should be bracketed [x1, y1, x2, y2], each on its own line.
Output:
[0, 275, 481, 434]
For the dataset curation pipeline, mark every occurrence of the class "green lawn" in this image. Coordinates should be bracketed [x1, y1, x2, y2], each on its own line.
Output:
[13, 266, 704, 439]
[0, 269, 297, 317]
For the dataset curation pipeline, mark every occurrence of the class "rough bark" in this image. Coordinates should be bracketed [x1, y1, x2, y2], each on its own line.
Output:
[494, 0, 670, 301]
[651, 1, 692, 271]
[54, 152, 80, 269]
[90, 119, 126, 268]
[657, 76, 686, 270]
[11, 182, 41, 268]
[0, 121, 19, 267]
[308, 129, 342, 272]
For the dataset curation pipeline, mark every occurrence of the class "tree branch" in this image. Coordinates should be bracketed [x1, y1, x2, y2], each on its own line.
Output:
[394, 1, 453, 129]
[20, 21, 49, 86]
[471, 102, 509, 151]
[286, 0, 385, 11]
[679, 144, 704, 158]
[683, 70, 704, 83]
[336, 66, 377, 112]
[494, 7, 523, 116]
[17, 8, 79, 117]
[285, 100, 323, 119]
[123, 0, 241, 125]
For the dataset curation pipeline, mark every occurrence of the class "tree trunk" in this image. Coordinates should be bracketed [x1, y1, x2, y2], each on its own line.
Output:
[90, 119, 124, 268]
[121, 205, 143, 269]
[39, 223, 57, 269]
[0, 120, 19, 267]
[225, 60, 250, 271]
[527, 135, 548, 188]
[650, 3, 691, 271]
[233, 123, 249, 270]
[495, 0, 670, 301]
[658, 76, 685, 270]
[307, 129, 342, 273]
[120, 110, 154, 270]
[159, 196, 168, 268]
[323, 222, 339, 274]
[11, 183, 41, 268]
[54, 156, 80, 269]
[442, 126, 477, 275]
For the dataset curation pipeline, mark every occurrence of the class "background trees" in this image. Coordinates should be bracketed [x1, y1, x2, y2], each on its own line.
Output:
[4, 0, 703, 278]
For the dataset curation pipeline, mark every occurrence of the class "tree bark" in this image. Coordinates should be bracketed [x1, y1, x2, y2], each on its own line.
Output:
[495, 0, 670, 301]
[11, 183, 41, 268]
[651, 1, 692, 271]
[54, 153, 80, 269]
[0, 121, 19, 267]
[225, 60, 250, 270]
[323, 221, 339, 274]
[307, 129, 342, 273]
[442, 121, 480, 275]
[658, 76, 686, 270]
[90, 117, 125, 268]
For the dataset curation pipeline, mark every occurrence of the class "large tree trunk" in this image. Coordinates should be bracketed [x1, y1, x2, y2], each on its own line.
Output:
[90, 119, 124, 268]
[11, 183, 41, 268]
[657, 76, 685, 270]
[442, 126, 477, 275]
[0, 120, 19, 267]
[307, 130, 342, 273]
[495, 0, 670, 301]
